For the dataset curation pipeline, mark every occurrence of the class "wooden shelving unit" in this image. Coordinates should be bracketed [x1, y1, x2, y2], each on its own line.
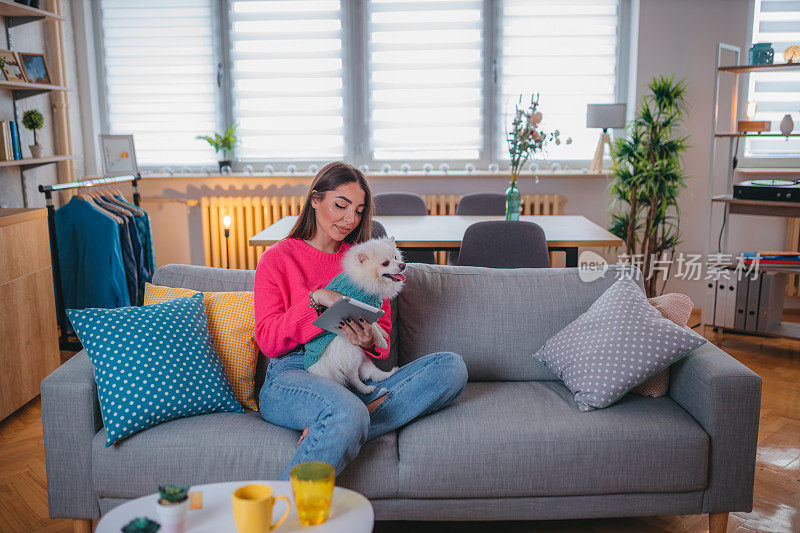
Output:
[0, 0, 74, 206]
[0, 154, 74, 170]
[704, 44, 800, 340]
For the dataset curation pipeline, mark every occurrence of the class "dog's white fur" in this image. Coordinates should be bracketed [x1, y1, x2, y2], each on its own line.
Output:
[308, 237, 406, 395]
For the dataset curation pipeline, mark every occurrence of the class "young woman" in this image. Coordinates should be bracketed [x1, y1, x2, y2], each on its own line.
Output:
[254, 161, 467, 479]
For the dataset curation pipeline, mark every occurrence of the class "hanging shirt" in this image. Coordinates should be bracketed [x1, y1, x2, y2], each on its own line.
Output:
[99, 196, 148, 305]
[93, 198, 138, 306]
[115, 195, 156, 281]
[55, 196, 130, 311]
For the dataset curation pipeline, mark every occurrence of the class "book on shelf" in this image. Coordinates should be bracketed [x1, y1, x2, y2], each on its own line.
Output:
[0, 122, 12, 162]
[741, 251, 800, 265]
[9, 121, 21, 160]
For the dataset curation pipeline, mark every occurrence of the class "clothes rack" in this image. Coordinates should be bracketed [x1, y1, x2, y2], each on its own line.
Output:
[38, 173, 142, 350]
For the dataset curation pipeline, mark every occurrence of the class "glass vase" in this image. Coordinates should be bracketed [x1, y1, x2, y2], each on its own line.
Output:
[505, 181, 520, 221]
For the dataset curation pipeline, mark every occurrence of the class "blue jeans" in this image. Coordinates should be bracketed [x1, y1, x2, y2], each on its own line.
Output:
[259, 349, 467, 479]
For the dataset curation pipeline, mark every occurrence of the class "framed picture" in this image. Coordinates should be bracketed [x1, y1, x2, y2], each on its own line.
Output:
[0, 50, 26, 82]
[18, 52, 51, 84]
[100, 134, 139, 177]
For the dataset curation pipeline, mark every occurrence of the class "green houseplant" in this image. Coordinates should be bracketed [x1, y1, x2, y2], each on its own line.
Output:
[197, 122, 238, 172]
[607, 75, 689, 297]
[22, 109, 44, 158]
[156, 484, 190, 530]
[506, 94, 570, 220]
[122, 517, 161, 533]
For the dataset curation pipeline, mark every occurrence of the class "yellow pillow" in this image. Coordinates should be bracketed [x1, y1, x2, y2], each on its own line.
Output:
[144, 283, 259, 410]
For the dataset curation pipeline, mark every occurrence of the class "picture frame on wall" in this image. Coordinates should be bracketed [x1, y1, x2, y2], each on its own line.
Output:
[0, 50, 26, 82]
[18, 52, 51, 85]
[100, 134, 139, 177]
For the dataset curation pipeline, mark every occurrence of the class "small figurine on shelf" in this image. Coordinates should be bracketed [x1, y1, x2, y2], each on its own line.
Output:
[22, 109, 44, 158]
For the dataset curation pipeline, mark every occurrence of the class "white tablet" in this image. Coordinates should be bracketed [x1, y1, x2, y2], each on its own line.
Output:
[312, 296, 385, 335]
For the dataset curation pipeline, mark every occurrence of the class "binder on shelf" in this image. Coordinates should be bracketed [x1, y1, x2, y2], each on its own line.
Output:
[725, 273, 737, 328]
[745, 272, 762, 331]
[0, 122, 11, 162]
[756, 272, 787, 333]
[9, 121, 20, 160]
[703, 278, 717, 326]
[734, 274, 749, 330]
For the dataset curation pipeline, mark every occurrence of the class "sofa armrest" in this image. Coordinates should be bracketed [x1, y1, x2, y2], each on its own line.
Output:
[41, 350, 102, 519]
[669, 338, 762, 514]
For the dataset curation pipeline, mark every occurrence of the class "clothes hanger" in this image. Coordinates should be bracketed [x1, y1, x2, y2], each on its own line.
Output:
[87, 187, 124, 223]
[105, 187, 145, 215]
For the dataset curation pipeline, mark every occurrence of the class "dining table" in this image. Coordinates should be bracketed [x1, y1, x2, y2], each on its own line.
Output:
[249, 215, 622, 267]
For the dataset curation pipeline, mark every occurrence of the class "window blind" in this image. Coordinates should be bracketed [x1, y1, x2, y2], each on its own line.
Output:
[229, 0, 345, 160]
[498, 0, 620, 161]
[367, 0, 484, 161]
[100, 0, 218, 166]
[746, 0, 800, 158]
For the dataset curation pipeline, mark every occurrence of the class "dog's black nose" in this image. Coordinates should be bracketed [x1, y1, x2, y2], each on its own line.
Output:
[399, 263, 406, 270]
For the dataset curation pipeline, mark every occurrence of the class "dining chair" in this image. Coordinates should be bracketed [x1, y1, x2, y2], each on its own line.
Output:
[374, 192, 435, 264]
[457, 220, 551, 268]
[448, 192, 507, 264]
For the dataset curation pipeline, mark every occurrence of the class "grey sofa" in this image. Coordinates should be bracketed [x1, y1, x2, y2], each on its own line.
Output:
[42, 263, 761, 531]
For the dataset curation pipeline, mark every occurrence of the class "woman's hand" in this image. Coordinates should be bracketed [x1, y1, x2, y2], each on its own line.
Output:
[338, 316, 376, 350]
[311, 288, 344, 308]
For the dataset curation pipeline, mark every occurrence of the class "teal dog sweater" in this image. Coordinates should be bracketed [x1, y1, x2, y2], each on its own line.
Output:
[304, 272, 383, 370]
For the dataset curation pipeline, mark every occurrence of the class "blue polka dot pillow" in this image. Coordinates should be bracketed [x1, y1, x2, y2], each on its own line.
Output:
[66, 293, 243, 446]
[532, 278, 707, 412]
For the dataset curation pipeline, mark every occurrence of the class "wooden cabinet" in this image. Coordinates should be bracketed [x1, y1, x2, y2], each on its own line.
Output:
[0, 208, 59, 420]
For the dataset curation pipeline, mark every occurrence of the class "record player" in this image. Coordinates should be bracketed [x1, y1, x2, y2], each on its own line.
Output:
[733, 179, 800, 202]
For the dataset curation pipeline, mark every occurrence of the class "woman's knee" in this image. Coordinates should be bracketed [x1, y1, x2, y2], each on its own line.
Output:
[435, 351, 468, 395]
[328, 395, 370, 446]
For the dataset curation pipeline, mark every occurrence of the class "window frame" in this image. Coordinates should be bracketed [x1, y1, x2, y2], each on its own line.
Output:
[737, 0, 800, 169]
[93, 0, 632, 173]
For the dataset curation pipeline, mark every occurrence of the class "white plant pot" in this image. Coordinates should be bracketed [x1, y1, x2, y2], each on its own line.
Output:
[156, 498, 189, 533]
[29, 143, 42, 158]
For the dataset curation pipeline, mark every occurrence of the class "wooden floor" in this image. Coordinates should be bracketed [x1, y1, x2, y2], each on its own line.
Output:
[1, 314, 798, 532]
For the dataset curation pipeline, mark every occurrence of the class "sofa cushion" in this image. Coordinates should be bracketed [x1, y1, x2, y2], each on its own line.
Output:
[144, 283, 259, 410]
[396, 381, 708, 499]
[91, 410, 399, 499]
[396, 263, 643, 381]
[67, 293, 243, 446]
[533, 279, 706, 411]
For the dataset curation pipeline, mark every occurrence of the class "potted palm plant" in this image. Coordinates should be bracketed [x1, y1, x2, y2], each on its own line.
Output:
[607, 75, 689, 297]
[22, 109, 44, 158]
[197, 122, 238, 172]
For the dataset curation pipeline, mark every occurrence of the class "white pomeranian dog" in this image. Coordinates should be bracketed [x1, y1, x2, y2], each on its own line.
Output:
[308, 237, 406, 395]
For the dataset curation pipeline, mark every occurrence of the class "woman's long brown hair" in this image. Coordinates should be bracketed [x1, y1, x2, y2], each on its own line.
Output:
[286, 161, 374, 244]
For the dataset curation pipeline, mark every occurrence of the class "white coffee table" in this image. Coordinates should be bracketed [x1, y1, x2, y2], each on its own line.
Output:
[95, 480, 374, 533]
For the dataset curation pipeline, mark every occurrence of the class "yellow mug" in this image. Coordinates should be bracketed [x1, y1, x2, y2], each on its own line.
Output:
[231, 484, 290, 533]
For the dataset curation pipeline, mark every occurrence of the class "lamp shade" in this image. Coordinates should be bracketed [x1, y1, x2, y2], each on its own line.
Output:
[586, 103, 627, 129]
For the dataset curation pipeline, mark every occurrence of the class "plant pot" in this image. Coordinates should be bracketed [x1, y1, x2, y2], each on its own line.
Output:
[780, 114, 794, 137]
[218, 160, 232, 173]
[156, 498, 189, 533]
[29, 144, 42, 158]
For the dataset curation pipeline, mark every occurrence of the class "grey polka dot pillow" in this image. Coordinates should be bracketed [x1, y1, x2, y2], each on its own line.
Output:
[532, 278, 706, 412]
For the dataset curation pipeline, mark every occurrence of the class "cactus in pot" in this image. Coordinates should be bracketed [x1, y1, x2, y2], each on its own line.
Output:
[156, 484, 190, 533]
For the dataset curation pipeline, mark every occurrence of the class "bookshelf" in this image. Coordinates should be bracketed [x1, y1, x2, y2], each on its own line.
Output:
[0, 0, 74, 207]
[704, 43, 800, 340]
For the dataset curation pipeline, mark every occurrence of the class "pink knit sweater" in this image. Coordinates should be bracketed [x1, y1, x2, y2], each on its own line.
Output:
[254, 238, 392, 360]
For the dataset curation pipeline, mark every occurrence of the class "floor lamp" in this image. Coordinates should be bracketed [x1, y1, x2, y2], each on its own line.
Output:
[587, 104, 627, 172]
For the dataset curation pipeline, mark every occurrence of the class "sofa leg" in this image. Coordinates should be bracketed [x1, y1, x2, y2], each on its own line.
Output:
[74, 518, 92, 533]
[709, 512, 729, 533]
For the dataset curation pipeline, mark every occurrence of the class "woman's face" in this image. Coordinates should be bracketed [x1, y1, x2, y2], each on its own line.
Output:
[310, 182, 366, 242]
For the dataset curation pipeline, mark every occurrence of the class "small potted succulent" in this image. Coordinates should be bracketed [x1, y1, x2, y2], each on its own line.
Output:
[197, 122, 237, 173]
[22, 109, 44, 158]
[156, 484, 190, 533]
[122, 517, 160, 533]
